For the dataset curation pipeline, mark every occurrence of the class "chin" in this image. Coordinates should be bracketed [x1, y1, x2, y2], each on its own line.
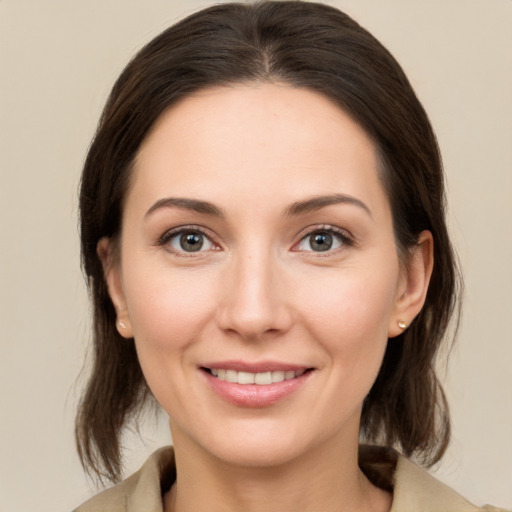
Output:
[176, 413, 348, 470]
[206, 436, 309, 469]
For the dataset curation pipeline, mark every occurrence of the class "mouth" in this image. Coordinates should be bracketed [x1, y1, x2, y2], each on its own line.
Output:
[200, 361, 315, 406]
[202, 367, 312, 385]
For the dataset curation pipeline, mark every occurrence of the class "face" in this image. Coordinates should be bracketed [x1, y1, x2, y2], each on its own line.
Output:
[102, 83, 431, 468]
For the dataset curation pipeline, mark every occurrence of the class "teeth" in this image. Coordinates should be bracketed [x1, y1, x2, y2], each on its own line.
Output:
[226, 370, 237, 383]
[210, 368, 305, 385]
[271, 371, 285, 383]
[238, 371, 255, 384]
[254, 372, 272, 385]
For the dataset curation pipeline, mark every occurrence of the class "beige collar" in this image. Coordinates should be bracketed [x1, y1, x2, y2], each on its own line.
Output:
[75, 445, 501, 512]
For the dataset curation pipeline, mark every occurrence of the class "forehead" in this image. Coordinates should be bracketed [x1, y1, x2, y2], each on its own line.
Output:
[129, 83, 388, 217]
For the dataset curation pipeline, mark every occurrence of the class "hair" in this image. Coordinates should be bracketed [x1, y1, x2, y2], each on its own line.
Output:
[76, 0, 461, 484]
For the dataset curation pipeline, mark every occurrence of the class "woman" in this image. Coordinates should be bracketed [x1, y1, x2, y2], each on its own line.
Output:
[73, 2, 505, 511]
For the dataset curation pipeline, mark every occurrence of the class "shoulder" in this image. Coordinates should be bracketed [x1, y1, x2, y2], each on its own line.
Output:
[392, 455, 509, 512]
[359, 445, 507, 512]
[73, 446, 175, 512]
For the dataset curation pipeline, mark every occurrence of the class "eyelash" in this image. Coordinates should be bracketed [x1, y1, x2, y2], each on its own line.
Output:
[293, 225, 354, 254]
[158, 225, 219, 257]
[157, 224, 354, 256]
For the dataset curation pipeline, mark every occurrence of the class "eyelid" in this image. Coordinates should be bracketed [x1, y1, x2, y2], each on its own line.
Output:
[156, 224, 354, 255]
[157, 225, 221, 255]
[291, 224, 355, 253]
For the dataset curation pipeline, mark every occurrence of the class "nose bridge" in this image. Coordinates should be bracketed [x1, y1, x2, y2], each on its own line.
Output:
[217, 240, 290, 339]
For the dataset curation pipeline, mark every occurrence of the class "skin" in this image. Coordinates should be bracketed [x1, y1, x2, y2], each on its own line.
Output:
[99, 83, 433, 512]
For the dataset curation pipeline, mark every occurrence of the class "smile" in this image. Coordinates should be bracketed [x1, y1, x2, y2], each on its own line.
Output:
[202, 365, 313, 407]
[208, 368, 306, 385]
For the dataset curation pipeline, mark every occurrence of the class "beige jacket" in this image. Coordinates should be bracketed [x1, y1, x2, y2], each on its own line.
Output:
[74, 446, 507, 512]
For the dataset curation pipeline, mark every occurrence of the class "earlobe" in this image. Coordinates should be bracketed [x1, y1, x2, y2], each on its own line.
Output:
[97, 237, 133, 338]
[388, 230, 434, 338]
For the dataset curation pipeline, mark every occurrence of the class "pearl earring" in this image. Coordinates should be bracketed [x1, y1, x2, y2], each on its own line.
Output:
[117, 320, 127, 329]
[397, 320, 407, 330]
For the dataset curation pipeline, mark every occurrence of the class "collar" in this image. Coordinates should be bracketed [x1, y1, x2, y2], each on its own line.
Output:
[75, 445, 492, 512]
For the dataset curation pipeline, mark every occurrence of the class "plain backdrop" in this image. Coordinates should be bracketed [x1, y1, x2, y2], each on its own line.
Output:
[1, 1, 511, 510]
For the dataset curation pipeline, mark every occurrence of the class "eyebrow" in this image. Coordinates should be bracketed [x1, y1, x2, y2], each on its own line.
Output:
[285, 194, 372, 218]
[145, 193, 371, 219]
[145, 197, 224, 218]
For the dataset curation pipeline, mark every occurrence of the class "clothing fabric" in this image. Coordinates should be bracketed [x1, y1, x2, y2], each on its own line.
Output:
[73, 446, 507, 512]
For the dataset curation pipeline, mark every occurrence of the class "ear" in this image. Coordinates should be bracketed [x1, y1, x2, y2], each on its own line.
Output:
[97, 237, 133, 338]
[388, 230, 434, 338]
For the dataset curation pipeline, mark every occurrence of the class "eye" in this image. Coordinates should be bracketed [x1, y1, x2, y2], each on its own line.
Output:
[294, 228, 351, 253]
[162, 228, 216, 254]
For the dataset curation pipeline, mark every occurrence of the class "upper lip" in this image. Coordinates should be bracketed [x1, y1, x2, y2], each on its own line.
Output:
[200, 360, 312, 373]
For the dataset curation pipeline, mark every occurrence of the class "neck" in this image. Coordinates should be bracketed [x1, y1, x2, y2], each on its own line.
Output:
[164, 429, 391, 512]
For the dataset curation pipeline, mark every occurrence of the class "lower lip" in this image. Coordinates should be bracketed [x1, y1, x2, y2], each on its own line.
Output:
[203, 370, 312, 407]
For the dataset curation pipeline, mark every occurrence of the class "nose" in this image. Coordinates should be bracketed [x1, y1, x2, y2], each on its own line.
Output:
[215, 248, 293, 341]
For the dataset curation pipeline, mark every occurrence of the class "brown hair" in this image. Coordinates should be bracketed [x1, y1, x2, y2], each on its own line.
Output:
[76, 0, 461, 483]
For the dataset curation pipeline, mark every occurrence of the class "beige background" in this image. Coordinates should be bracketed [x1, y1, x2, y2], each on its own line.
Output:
[1, 1, 511, 510]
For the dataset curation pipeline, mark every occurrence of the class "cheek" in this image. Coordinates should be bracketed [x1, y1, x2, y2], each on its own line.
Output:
[120, 264, 220, 414]
[122, 263, 217, 353]
[299, 264, 399, 360]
